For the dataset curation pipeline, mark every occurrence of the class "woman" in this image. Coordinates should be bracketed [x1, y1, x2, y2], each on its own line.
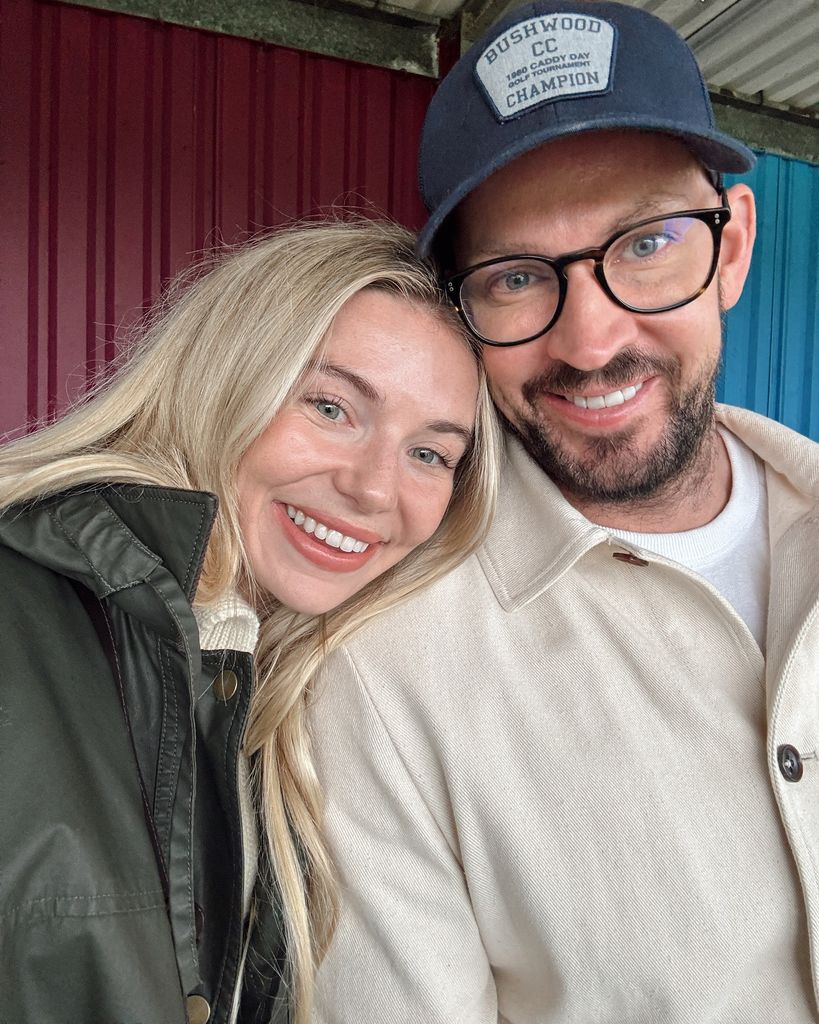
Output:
[0, 221, 500, 1024]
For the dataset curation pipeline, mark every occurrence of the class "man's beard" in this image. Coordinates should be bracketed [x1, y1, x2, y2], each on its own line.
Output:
[500, 347, 721, 506]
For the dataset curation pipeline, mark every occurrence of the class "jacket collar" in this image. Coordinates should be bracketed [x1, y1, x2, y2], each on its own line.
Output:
[477, 436, 609, 612]
[0, 484, 218, 602]
[716, 404, 819, 500]
[477, 405, 818, 613]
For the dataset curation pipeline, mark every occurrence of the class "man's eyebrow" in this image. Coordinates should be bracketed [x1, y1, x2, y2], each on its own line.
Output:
[466, 194, 698, 261]
[465, 242, 536, 262]
[426, 420, 474, 446]
[315, 363, 384, 405]
[607, 194, 694, 233]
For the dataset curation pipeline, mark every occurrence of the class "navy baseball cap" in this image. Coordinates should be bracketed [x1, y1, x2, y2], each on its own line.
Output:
[417, 0, 755, 256]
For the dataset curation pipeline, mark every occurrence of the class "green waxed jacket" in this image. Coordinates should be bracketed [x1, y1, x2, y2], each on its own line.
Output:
[0, 485, 286, 1024]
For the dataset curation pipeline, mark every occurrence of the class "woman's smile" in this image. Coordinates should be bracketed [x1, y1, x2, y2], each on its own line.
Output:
[275, 501, 382, 574]
[285, 503, 378, 552]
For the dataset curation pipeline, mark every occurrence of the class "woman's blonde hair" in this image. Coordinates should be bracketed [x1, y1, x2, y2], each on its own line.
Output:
[0, 219, 500, 1019]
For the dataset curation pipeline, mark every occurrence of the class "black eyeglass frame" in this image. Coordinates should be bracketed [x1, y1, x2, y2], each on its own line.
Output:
[444, 192, 732, 348]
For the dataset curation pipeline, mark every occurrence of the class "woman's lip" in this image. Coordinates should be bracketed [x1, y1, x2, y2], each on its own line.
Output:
[279, 502, 384, 545]
[275, 503, 381, 574]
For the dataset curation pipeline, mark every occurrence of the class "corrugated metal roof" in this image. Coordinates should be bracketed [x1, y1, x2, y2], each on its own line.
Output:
[380, 0, 819, 116]
[627, 0, 819, 111]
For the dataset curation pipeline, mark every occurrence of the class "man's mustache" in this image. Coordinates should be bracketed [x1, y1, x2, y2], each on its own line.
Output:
[522, 349, 680, 402]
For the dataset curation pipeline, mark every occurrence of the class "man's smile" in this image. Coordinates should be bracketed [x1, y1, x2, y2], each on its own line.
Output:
[556, 381, 644, 409]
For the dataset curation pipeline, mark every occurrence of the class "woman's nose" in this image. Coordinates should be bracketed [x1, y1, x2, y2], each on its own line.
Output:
[334, 445, 400, 513]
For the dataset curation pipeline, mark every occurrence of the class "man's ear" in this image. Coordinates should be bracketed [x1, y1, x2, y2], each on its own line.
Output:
[718, 183, 756, 311]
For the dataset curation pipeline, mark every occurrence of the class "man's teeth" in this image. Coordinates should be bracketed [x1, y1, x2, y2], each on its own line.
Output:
[286, 506, 369, 552]
[568, 381, 643, 409]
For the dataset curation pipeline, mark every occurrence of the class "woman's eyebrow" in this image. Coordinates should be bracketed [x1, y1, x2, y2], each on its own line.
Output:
[316, 363, 383, 405]
[426, 420, 473, 446]
[315, 363, 473, 445]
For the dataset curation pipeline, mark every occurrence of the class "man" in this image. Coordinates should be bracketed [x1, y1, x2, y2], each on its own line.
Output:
[311, 3, 819, 1020]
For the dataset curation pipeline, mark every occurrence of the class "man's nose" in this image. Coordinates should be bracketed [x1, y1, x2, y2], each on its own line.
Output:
[543, 261, 638, 371]
[334, 443, 400, 513]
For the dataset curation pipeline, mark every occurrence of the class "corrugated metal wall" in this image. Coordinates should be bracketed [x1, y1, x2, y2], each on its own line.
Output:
[722, 155, 819, 441]
[0, 0, 434, 436]
[2, 1, 818, 441]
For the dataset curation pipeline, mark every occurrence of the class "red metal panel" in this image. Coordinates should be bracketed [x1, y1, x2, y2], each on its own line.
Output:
[355, 66, 395, 217]
[264, 47, 304, 224]
[311, 56, 351, 212]
[216, 37, 255, 241]
[0, 0, 436, 437]
[51, 5, 92, 414]
[0, 0, 36, 433]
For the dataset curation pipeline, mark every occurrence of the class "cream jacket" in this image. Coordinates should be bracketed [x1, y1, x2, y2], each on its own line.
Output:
[310, 406, 819, 1023]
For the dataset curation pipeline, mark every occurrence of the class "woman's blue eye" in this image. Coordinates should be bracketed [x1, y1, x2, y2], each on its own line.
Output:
[412, 447, 444, 466]
[315, 400, 343, 420]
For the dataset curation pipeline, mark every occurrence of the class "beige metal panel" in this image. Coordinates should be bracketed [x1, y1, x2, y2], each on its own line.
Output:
[386, 0, 464, 16]
[692, 7, 812, 79]
[614, 0, 738, 38]
[690, 0, 817, 101]
[752, 62, 819, 105]
[789, 80, 819, 108]
[625, 0, 819, 113]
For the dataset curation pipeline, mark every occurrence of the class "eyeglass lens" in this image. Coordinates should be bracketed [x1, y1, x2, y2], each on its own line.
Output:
[459, 214, 716, 345]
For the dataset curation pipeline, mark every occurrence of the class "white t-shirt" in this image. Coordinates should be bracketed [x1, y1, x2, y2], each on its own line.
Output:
[609, 428, 770, 650]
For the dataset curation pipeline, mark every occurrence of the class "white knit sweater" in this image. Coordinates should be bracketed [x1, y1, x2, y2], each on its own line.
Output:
[194, 593, 260, 1024]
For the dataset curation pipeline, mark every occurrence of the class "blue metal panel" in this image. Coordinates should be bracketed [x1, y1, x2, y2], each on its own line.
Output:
[721, 152, 819, 441]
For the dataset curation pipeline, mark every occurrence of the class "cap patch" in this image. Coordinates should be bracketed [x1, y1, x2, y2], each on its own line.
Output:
[475, 12, 615, 122]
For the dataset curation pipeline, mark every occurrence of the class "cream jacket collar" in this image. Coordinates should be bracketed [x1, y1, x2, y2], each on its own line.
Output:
[478, 404, 819, 614]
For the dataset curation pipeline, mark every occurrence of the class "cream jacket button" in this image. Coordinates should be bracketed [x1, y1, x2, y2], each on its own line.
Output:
[778, 744, 803, 782]
[186, 994, 211, 1024]
[213, 669, 238, 702]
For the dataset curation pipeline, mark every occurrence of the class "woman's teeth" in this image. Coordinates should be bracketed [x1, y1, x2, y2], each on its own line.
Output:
[567, 381, 643, 409]
[286, 505, 369, 553]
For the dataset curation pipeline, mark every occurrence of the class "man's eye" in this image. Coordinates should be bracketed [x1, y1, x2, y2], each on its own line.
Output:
[483, 264, 555, 297]
[502, 270, 531, 291]
[628, 234, 669, 258]
[314, 400, 343, 420]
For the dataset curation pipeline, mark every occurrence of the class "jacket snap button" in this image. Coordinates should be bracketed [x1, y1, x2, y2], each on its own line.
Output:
[612, 551, 649, 567]
[186, 994, 211, 1024]
[213, 669, 238, 702]
[777, 744, 803, 782]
